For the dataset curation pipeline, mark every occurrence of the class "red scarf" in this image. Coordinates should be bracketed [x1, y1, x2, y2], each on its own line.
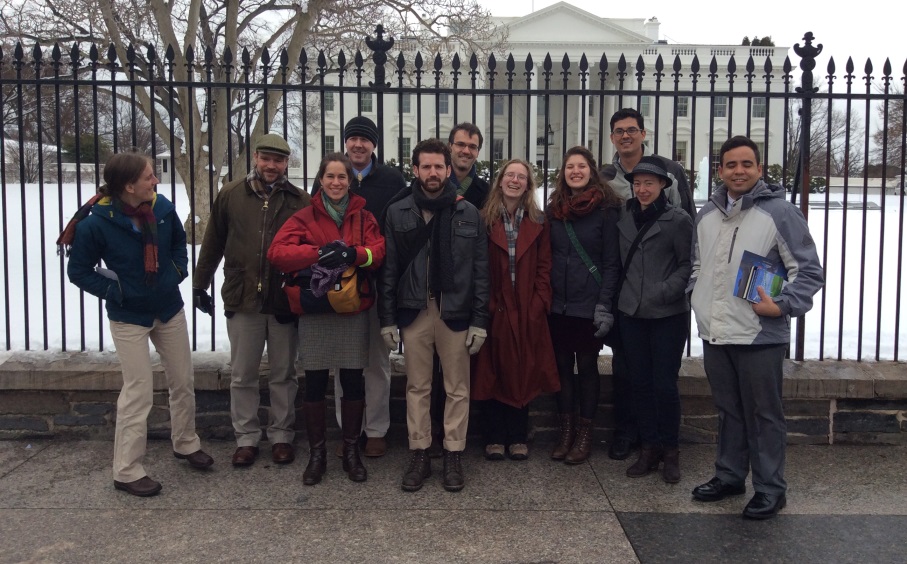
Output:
[116, 199, 159, 285]
[551, 187, 604, 220]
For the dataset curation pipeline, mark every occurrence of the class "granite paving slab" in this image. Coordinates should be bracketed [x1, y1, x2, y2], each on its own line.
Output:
[0, 440, 47, 478]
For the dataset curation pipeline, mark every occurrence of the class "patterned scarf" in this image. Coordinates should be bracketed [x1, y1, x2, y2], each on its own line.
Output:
[501, 204, 524, 287]
[411, 179, 458, 296]
[246, 167, 287, 201]
[551, 187, 604, 221]
[115, 197, 159, 286]
[56, 193, 103, 256]
[450, 167, 474, 197]
[321, 190, 349, 228]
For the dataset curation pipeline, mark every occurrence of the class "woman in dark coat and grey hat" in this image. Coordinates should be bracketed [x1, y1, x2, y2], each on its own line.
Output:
[616, 155, 693, 483]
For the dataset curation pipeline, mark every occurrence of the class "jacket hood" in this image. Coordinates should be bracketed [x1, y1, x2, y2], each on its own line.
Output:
[91, 192, 173, 220]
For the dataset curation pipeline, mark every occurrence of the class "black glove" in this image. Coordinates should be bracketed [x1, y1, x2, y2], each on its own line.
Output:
[318, 243, 356, 269]
[193, 288, 214, 315]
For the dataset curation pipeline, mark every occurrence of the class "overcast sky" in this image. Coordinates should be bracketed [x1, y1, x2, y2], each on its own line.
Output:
[479, 0, 907, 84]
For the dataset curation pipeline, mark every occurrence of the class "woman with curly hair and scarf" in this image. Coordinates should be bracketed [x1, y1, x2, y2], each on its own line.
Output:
[547, 146, 623, 465]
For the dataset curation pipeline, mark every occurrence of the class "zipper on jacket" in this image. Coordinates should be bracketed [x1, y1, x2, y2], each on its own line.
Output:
[258, 199, 271, 293]
[727, 227, 739, 263]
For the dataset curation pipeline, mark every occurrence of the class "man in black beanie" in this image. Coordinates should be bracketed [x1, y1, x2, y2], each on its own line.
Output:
[315, 115, 406, 458]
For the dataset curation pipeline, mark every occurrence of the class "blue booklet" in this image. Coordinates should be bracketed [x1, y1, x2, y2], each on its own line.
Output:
[733, 250, 787, 303]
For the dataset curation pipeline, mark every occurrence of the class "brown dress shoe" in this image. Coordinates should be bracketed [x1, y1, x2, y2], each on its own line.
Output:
[173, 449, 214, 469]
[272, 443, 295, 464]
[364, 437, 387, 457]
[231, 446, 259, 467]
[114, 476, 162, 497]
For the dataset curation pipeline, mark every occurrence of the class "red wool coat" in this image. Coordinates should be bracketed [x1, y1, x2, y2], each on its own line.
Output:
[472, 215, 560, 407]
[268, 192, 386, 315]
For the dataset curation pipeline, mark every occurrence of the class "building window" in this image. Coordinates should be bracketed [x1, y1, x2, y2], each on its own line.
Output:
[400, 137, 412, 163]
[325, 135, 335, 153]
[493, 95, 505, 116]
[324, 92, 335, 112]
[677, 96, 689, 118]
[755, 141, 765, 162]
[360, 92, 373, 113]
[401, 93, 412, 114]
[713, 96, 728, 118]
[588, 101, 594, 117]
[640, 96, 652, 117]
[752, 97, 767, 118]
[674, 140, 688, 166]
[537, 96, 547, 117]
[493, 138, 504, 160]
[711, 141, 722, 175]
[438, 94, 449, 115]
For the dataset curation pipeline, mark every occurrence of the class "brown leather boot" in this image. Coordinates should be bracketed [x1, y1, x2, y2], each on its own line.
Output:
[626, 445, 663, 478]
[302, 401, 327, 486]
[341, 399, 367, 482]
[550, 413, 575, 461]
[661, 448, 681, 484]
[565, 417, 593, 465]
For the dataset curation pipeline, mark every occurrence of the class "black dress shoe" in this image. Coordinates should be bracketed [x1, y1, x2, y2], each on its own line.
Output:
[174, 450, 214, 469]
[607, 436, 638, 461]
[743, 492, 787, 520]
[114, 476, 162, 497]
[691, 477, 747, 502]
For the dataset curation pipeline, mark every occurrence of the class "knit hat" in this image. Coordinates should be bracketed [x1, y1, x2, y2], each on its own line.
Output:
[344, 116, 380, 146]
[624, 155, 673, 188]
[255, 133, 291, 157]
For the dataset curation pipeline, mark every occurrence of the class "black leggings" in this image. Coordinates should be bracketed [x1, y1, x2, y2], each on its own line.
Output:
[554, 351, 600, 419]
[304, 369, 365, 402]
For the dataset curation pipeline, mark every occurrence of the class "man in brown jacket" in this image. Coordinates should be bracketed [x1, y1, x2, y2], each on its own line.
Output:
[193, 133, 311, 467]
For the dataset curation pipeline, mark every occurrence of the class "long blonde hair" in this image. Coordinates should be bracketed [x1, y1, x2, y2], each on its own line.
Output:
[482, 159, 545, 230]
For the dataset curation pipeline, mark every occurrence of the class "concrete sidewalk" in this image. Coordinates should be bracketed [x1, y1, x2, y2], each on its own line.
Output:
[0, 439, 905, 563]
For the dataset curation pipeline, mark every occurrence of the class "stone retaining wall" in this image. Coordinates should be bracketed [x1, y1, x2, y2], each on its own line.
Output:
[1, 351, 905, 445]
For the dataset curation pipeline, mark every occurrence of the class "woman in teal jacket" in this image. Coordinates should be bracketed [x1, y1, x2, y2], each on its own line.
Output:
[61, 151, 213, 497]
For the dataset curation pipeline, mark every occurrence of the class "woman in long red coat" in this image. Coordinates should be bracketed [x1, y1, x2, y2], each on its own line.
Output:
[473, 159, 560, 461]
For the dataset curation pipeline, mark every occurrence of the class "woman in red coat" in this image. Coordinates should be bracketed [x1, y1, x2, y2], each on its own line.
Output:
[473, 159, 560, 461]
[268, 153, 385, 486]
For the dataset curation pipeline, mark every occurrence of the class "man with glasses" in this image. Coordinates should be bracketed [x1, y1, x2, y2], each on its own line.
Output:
[448, 122, 490, 209]
[600, 108, 695, 463]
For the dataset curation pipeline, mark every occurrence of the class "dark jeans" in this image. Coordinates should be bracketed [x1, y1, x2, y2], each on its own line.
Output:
[479, 399, 529, 445]
[619, 312, 688, 448]
[609, 343, 637, 441]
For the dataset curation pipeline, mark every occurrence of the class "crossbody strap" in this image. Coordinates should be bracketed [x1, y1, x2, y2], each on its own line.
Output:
[565, 221, 602, 285]
[619, 209, 666, 292]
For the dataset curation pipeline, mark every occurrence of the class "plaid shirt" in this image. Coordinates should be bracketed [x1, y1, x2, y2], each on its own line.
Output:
[501, 204, 524, 286]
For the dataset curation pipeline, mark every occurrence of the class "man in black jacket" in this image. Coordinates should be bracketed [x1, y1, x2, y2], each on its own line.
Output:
[318, 116, 407, 458]
[599, 108, 695, 462]
[380, 138, 490, 493]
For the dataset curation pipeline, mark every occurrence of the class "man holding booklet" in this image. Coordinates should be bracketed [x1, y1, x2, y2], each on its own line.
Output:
[688, 136, 824, 520]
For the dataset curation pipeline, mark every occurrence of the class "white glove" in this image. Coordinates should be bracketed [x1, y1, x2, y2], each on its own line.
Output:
[381, 325, 400, 351]
[465, 326, 487, 355]
[593, 304, 614, 338]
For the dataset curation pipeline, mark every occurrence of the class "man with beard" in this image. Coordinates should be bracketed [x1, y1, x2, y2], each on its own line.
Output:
[193, 133, 310, 467]
[380, 138, 490, 492]
[318, 116, 406, 459]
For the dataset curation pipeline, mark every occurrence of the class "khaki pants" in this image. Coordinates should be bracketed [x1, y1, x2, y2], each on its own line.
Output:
[109, 309, 201, 482]
[401, 299, 470, 452]
[226, 312, 299, 446]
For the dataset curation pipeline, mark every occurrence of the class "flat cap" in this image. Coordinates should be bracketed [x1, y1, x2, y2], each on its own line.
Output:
[255, 133, 291, 156]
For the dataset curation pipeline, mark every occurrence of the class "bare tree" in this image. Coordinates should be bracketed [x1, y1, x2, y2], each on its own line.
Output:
[0, 0, 507, 239]
[872, 87, 904, 172]
[786, 95, 864, 179]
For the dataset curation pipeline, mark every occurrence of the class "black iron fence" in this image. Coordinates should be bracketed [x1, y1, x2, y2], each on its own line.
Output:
[0, 29, 905, 361]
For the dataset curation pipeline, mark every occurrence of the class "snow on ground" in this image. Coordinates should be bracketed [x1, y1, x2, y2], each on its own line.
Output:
[1, 182, 905, 360]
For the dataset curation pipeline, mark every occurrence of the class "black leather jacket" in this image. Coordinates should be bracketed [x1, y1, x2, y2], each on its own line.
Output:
[379, 188, 490, 330]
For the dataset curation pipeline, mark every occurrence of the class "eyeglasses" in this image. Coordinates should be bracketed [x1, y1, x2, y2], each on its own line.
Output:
[611, 127, 642, 137]
[502, 172, 528, 182]
[451, 141, 480, 152]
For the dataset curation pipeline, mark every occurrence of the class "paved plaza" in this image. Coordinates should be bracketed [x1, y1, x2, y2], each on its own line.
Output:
[0, 438, 904, 563]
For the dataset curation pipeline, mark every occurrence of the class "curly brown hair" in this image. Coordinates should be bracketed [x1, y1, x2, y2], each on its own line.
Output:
[547, 146, 622, 211]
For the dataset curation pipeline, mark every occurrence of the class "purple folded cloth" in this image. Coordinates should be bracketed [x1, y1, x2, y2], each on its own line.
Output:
[310, 263, 348, 297]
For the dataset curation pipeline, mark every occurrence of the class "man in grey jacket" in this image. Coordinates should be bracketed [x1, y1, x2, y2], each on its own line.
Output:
[380, 138, 490, 493]
[688, 136, 824, 520]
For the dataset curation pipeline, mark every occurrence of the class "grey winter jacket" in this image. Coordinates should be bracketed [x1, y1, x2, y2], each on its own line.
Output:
[616, 203, 693, 319]
[689, 180, 824, 345]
